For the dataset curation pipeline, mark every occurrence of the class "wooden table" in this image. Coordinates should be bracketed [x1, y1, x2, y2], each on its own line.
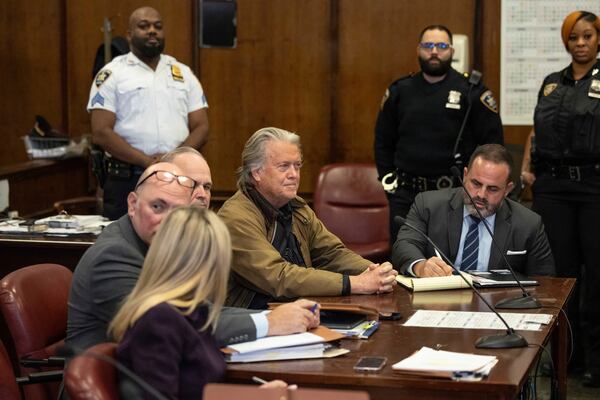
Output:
[226, 277, 575, 400]
[0, 233, 95, 277]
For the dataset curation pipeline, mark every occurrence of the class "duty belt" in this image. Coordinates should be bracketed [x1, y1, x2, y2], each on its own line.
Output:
[540, 162, 600, 182]
[397, 171, 456, 192]
[106, 156, 145, 178]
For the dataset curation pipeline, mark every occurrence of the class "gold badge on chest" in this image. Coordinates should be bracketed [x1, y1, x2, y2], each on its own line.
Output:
[446, 90, 461, 109]
[171, 65, 184, 82]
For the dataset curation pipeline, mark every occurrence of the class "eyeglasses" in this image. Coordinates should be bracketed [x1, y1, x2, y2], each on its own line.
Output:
[419, 42, 452, 51]
[135, 170, 197, 191]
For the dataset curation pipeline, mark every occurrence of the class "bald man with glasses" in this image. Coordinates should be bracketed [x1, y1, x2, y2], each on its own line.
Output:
[374, 24, 504, 245]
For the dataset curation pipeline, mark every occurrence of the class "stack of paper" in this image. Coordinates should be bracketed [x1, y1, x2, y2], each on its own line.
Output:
[222, 326, 348, 363]
[392, 347, 498, 380]
[396, 273, 473, 292]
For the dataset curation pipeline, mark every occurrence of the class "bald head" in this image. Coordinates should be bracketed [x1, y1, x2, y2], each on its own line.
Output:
[128, 6, 165, 62]
[162, 148, 212, 208]
[127, 162, 194, 244]
[129, 7, 161, 30]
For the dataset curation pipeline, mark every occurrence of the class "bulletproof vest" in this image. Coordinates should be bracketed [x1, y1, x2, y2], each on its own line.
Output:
[534, 76, 600, 161]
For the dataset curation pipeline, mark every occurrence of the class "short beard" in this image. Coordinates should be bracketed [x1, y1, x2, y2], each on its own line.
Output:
[419, 54, 452, 77]
[131, 36, 165, 59]
[463, 192, 500, 219]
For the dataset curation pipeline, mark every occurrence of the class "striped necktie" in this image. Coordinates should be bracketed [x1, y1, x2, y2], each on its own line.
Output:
[461, 215, 481, 271]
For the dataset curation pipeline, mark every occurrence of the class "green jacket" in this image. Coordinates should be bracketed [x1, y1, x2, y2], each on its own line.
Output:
[218, 190, 370, 308]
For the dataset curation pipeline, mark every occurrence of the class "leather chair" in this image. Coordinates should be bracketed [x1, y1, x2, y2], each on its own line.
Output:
[64, 343, 118, 400]
[0, 264, 72, 400]
[0, 339, 64, 400]
[0, 339, 19, 400]
[204, 383, 370, 400]
[314, 163, 390, 263]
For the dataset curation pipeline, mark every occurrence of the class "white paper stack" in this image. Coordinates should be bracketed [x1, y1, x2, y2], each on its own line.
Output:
[392, 347, 498, 380]
[222, 328, 349, 363]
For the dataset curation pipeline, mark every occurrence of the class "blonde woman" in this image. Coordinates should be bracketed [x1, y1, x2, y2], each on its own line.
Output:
[109, 206, 285, 399]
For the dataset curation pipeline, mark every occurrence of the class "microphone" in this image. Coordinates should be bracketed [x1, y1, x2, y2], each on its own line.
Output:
[451, 70, 482, 168]
[395, 215, 527, 349]
[59, 344, 169, 400]
[450, 166, 541, 309]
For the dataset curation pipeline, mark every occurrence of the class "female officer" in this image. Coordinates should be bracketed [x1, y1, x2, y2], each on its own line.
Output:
[521, 10, 600, 386]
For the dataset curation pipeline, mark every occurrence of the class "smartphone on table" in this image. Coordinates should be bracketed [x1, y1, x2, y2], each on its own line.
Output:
[353, 356, 387, 372]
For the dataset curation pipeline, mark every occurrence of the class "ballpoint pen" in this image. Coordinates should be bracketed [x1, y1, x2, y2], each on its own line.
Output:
[252, 376, 298, 390]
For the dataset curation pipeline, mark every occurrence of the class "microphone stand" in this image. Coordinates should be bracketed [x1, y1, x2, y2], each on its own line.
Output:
[452, 70, 482, 169]
[450, 166, 541, 309]
[395, 216, 527, 349]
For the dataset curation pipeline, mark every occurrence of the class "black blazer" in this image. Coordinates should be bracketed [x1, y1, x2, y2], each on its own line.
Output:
[392, 188, 555, 276]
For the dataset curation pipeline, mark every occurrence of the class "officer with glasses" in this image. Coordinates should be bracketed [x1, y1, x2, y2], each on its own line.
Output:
[375, 24, 504, 245]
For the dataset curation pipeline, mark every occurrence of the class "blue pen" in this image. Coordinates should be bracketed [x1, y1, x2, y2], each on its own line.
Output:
[309, 303, 318, 314]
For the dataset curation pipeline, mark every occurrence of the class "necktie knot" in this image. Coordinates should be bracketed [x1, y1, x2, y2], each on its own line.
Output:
[469, 215, 481, 225]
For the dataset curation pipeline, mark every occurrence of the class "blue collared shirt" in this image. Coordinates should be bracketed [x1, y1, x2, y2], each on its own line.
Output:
[454, 206, 496, 271]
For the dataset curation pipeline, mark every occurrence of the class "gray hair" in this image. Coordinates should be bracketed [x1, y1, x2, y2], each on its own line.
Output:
[236, 127, 301, 189]
[160, 146, 205, 163]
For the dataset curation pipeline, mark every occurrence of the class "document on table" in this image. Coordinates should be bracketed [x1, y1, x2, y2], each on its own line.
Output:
[404, 310, 553, 331]
[222, 326, 348, 363]
[392, 346, 498, 380]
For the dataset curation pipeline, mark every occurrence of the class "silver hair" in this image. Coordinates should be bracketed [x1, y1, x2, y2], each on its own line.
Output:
[236, 127, 301, 189]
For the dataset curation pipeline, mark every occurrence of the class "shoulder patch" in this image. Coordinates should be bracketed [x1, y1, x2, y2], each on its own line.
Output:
[543, 83, 557, 96]
[95, 70, 112, 88]
[480, 90, 498, 113]
[380, 88, 390, 110]
[171, 65, 184, 82]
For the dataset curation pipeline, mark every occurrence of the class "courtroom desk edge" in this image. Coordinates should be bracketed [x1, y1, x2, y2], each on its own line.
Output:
[0, 236, 95, 247]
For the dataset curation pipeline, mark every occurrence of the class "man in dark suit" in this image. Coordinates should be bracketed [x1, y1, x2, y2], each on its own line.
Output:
[392, 144, 554, 277]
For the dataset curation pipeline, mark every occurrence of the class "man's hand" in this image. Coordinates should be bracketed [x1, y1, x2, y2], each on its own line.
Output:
[266, 299, 319, 336]
[350, 262, 398, 294]
[413, 257, 453, 277]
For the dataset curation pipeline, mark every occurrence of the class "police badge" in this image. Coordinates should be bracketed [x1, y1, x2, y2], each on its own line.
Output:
[171, 65, 184, 82]
[589, 80, 600, 99]
[95, 70, 112, 88]
[446, 90, 461, 109]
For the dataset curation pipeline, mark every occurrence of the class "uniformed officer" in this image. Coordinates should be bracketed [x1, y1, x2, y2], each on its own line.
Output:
[521, 10, 600, 386]
[374, 24, 503, 244]
[87, 6, 209, 220]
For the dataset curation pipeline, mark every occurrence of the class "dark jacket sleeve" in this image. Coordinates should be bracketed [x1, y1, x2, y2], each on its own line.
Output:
[392, 192, 431, 274]
[215, 307, 258, 346]
[470, 84, 504, 147]
[525, 215, 555, 276]
[374, 83, 400, 179]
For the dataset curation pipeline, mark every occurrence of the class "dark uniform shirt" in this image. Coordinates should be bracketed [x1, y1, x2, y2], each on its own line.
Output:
[374, 68, 504, 180]
[533, 59, 600, 197]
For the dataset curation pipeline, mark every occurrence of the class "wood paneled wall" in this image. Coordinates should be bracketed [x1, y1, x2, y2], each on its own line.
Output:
[1, 0, 534, 197]
[0, 0, 65, 165]
[199, 0, 334, 192]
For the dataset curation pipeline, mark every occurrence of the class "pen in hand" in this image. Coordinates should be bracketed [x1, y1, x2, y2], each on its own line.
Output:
[252, 376, 268, 385]
[252, 376, 298, 390]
